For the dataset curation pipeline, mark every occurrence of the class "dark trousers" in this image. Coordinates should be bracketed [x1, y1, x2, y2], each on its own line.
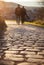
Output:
[21, 16, 25, 24]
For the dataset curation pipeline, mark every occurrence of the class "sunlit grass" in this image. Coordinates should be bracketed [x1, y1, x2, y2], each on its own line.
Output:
[5, 20, 44, 27]
[24, 20, 44, 27]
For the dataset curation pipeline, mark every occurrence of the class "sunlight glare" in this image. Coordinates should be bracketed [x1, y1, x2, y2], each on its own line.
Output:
[4, 0, 43, 2]
[3, 0, 44, 7]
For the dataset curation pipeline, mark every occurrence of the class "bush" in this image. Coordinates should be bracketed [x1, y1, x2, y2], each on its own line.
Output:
[0, 16, 7, 30]
[35, 20, 44, 25]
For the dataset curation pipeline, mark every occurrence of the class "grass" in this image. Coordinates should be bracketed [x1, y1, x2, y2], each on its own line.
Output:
[24, 20, 44, 27]
[5, 20, 44, 27]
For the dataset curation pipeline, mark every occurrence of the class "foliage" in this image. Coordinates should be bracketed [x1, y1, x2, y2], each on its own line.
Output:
[0, 16, 7, 30]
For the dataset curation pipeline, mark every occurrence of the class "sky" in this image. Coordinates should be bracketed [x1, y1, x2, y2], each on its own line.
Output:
[0, 0, 44, 7]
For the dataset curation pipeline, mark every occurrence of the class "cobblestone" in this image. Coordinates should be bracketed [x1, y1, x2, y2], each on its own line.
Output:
[27, 58, 44, 63]
[17, 62, 37, 65]
[25, 55, 44, 59]
[4, 50, 19, 54]
[0, 60, 15, 65]
[4, 57, 24, 62]
[0, 24, 44, 65]
[26, 48, 40, 52]
[38, 51, 44, 55]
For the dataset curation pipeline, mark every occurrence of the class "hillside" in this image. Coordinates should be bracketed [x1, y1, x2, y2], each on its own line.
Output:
[0, 1, 44, 21]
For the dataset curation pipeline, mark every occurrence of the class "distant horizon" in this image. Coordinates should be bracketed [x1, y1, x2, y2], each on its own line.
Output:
[0, 0, 44, 7]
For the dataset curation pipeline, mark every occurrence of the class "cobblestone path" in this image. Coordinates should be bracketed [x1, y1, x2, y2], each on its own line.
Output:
[0, 24, 44, 65]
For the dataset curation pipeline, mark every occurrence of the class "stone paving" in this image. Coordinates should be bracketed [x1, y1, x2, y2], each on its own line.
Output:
[0, 24, 44, 65]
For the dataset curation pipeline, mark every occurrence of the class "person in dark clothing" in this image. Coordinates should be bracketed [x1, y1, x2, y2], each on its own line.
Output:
[15, 4, 21, 25]
[21, 6, 29, 24]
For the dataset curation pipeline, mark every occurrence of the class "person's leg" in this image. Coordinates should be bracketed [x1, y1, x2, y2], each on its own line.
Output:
[19, 16, 21, 25]
[22, 20, 24, 24]
[15, 16, 18, 24]
[17, 16, 20, 25]
[21, 17, 24, 25]
[16, 16, 20, 25]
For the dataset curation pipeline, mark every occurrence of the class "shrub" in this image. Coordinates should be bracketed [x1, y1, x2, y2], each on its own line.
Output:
[0, 16, 7, 30]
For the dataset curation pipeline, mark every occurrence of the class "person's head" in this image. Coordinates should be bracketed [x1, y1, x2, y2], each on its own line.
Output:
[22, 6, 24, 8]
[18, 4, 20, 7]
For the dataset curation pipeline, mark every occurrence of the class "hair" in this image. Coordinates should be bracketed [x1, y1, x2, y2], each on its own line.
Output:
[18, 4, 20, 7]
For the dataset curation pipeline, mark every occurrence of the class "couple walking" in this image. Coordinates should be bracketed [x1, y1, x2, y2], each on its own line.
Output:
[15, 4, 29, 25]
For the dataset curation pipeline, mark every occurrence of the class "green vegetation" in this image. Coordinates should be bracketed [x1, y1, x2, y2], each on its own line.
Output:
[24, 20, 44, 27]
[0, 16, 7, 30]
[5, 20, 44, 27]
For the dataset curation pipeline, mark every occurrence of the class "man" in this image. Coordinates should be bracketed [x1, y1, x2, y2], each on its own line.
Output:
[21, 6, 29, 24]
[15, 4, 21, 25]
